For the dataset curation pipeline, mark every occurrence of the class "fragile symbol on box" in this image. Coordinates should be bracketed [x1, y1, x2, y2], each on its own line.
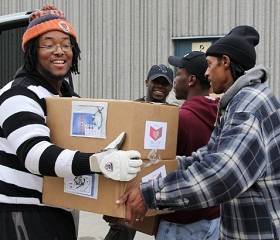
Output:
[150, 127, 162, 141]
[71, 101, 108, 138]
[144, 121, 167, 150]
[64, 175, 99, 199]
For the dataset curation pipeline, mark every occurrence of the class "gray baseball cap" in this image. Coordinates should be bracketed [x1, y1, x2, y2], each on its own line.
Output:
[147, 64, 174, 85]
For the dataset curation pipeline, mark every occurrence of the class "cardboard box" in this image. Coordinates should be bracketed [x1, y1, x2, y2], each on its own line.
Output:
[132, 216, 159, 235]
[132, 216, 159, 236]
[43, 159, 178, 218]
[130, 216, 160, 236]
[45, 98, 179, 160]
[43, 98, 179, 217]
[109, 216, 159, 236]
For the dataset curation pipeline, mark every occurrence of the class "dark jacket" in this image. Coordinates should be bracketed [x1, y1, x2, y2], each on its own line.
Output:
[177, 96, 218, 156]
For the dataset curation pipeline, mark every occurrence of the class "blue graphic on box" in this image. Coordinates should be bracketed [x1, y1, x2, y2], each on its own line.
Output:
[71, 101, 107, 138]
[72, 109, 104, 137]
[72, 112, 94, 135]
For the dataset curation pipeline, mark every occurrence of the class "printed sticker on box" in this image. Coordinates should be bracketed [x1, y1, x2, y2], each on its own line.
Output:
[144, 121, 167, 150]
[71, 101, 108, 138]
[142, 165, 167, 183]
[64, 175, 99, 199]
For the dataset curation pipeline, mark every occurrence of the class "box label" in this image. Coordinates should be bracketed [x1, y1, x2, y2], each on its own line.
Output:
[142, 165, 167, 183]
[71, 101, 108, 138]
[64, 175, 99, 199]
[144, 121, 167, 150]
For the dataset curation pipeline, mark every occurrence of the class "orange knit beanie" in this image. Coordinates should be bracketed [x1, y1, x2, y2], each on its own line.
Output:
[22, 4, 77, 51]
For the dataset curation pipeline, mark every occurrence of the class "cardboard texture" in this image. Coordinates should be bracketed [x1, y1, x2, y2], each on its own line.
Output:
[113, 216, 159, 236]
[43, 98, 178, 218]
[131, 216, 159, 235]
[45, 98, 179, 160]
[43, 160, 178, 218]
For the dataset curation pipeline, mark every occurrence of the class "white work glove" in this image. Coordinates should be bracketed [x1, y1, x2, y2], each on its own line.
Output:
[90, 150, 142, 181]
[89, 132, 143, 181]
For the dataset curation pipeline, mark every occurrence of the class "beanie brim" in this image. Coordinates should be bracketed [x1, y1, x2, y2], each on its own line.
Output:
[22, 18, 77, 51]
[205, 26, 259, 71]
[206, 42, 256, 70]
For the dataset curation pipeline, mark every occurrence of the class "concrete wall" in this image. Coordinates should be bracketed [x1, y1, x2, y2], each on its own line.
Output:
[1, 0, 279, 98]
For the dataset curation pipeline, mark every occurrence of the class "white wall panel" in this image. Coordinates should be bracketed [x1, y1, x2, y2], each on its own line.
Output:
[1, 0, 280, 98]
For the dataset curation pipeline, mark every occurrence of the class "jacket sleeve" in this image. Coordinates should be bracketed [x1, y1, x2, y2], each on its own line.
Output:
[0, 87, 92, 177]
[141, 111, 266, 210]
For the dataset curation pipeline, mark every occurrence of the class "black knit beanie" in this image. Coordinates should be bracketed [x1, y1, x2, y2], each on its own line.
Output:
[206, 25, 260, 70]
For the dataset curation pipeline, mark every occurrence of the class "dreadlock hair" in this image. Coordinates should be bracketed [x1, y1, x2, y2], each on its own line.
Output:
[230, 61, 245, 81]
[23, 35, 81, 74]
[23, 38, 38, 73]
[215, 55, 245, 81]
[70, 35, 81, 74]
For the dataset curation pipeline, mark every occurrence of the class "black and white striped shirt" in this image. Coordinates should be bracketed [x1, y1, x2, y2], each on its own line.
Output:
[0, 68, 91, 206]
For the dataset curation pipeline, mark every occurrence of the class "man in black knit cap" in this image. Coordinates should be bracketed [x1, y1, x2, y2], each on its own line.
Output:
[119, 25, 280, 240]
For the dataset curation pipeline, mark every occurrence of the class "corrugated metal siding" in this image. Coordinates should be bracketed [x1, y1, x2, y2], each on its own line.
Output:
[1, 0, 280, 98]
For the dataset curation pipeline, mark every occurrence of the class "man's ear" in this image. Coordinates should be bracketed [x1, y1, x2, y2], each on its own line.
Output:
[222, 55, 231, 69]
[188, 75, 197, 87]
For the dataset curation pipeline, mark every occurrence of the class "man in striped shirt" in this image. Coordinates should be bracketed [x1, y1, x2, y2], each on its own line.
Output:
[120, 25, 280, 240]
[0, 5, 142, 240]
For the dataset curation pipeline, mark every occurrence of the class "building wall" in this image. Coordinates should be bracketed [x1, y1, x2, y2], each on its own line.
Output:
[1, 0, 279, 99]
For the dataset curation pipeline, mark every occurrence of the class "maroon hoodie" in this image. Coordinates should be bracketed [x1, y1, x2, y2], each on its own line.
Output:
[177, 96, 218, 156]
[161, 96, 220, 224]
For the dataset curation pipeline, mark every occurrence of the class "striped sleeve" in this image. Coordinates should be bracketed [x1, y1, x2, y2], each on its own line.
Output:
[0, 86, 91, 177]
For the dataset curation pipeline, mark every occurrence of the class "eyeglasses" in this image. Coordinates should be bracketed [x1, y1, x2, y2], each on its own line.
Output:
[38, 43, 73, 53]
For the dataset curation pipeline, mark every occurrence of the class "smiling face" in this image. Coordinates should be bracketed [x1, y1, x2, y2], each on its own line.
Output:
[146, 77, 172, 102]
[36, 30, 73, 81]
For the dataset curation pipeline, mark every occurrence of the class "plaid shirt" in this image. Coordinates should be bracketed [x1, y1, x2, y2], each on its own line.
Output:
[141, 66, 280, 239]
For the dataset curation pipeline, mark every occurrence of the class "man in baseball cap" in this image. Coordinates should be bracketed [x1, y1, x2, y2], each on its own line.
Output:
[104, 64, 173, 240]
[137, 64, 173, 103]
[168, 51, 210, 99]
[154, 51, 220, 240]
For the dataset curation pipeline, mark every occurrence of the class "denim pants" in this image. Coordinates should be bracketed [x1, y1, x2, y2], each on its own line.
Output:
[156, 218, 220, 240]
